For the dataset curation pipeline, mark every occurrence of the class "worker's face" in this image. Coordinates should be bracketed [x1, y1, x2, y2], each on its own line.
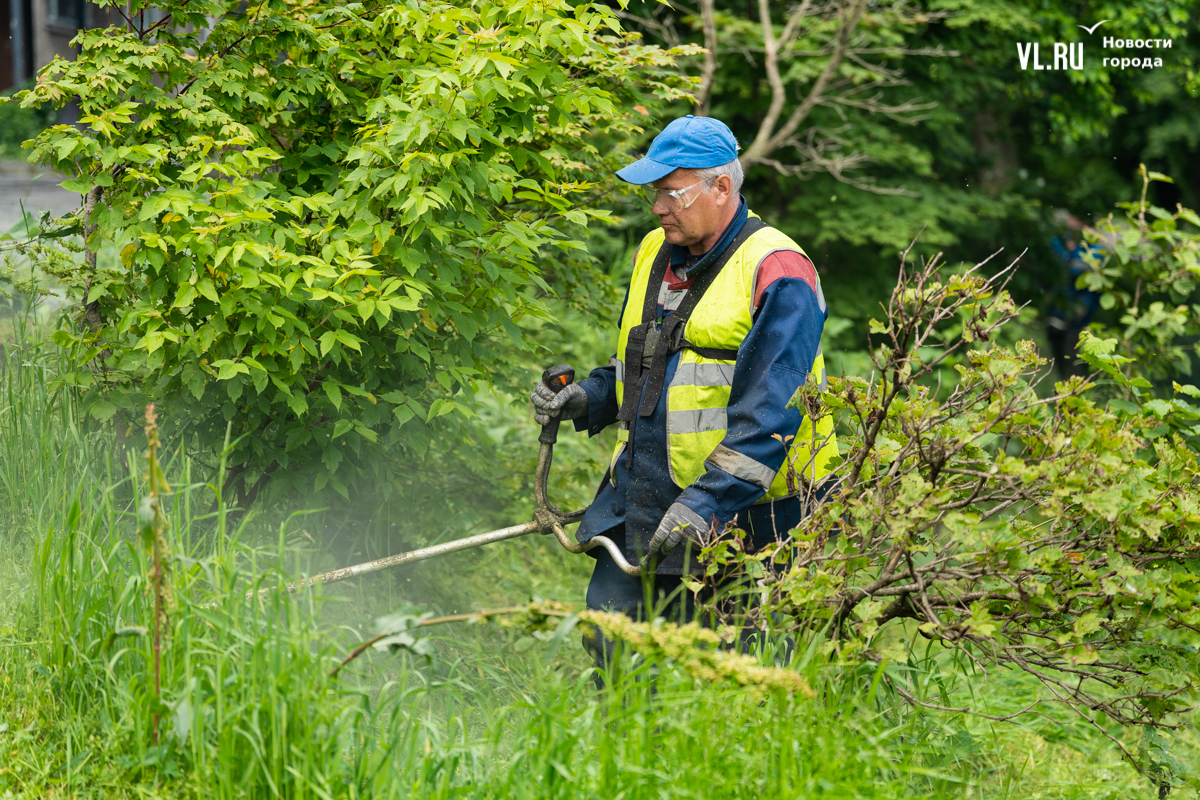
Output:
[650, 168, 736, 248]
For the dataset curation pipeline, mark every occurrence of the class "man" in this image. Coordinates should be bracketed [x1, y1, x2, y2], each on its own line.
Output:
[531, 115, 837, 665]
[1046, 210, 1102, 378]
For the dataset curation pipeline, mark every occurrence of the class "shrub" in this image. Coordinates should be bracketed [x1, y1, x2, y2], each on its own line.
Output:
[18, 0, 693, 502]
[689, 191, 1200, 792]
[1077, 165, 1200, 388]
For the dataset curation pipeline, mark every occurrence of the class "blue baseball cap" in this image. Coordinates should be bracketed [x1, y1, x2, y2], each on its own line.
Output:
[616, 115, 739, 185]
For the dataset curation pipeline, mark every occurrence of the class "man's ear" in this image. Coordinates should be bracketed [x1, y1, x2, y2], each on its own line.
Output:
[714, 174, 734, 205]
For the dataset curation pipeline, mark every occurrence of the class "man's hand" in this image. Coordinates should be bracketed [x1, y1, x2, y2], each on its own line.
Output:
[531, 380, 588, 427]
[644, 502, 709, 565]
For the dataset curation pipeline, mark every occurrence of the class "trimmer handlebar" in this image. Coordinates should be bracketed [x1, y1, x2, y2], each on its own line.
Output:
[538, 364, 576, 445]
[541, 363, 576, 392]
[532, 361, 641, 576]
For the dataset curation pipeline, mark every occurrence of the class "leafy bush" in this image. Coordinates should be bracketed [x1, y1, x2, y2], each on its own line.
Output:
[19, 0, 692, 502]
[684, 197, 1200, 793]
[1078, 165, 1200, 388]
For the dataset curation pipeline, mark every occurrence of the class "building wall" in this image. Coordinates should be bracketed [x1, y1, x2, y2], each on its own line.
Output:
[4, 0, 107, 92]
[3, 0, 34, 89]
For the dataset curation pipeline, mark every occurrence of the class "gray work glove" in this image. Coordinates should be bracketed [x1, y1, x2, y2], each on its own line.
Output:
[645, 502, 709, 564]
[531, 380, 589, 427]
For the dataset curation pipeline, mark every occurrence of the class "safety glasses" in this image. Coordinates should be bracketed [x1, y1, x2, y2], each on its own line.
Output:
[643, 178, 713, 212]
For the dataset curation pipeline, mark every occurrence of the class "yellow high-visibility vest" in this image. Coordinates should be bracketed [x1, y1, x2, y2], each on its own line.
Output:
[610, 221, 837, 500]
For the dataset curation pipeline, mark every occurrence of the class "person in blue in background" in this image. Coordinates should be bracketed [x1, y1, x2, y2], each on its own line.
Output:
[528, 116, 838, 670]
[1046, 210, 1103, 378]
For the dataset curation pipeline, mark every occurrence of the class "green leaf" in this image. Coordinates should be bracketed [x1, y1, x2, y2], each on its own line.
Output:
[324, 382, 343, 411]
[88, 400, 117, 422]
[287, 392, 309, 416]
[54, 138, 78, 160]
[188, 370, 205, 400]
[393, 405, 415, 426]
[319, 331, 337, 356]
[173, 283, 198, 309]
[333, 330, 363, 353]
[196, 279, 220, 303]
[1073, 613, 1101, 638]
[60, 178, 93, 193]
[140, 332, 166, 354]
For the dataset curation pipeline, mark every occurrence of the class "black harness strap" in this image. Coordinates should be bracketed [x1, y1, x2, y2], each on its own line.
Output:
[615, 242, 672, 424]
[679, 340, 739, 361]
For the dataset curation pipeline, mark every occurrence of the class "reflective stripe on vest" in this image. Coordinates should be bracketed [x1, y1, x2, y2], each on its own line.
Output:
[611, 358, 738, 391]
[610, 219, 839, 501]
[671, 362, 736, 387]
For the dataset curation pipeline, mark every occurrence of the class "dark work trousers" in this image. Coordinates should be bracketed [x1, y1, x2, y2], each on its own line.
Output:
[581, 525, 784, 680]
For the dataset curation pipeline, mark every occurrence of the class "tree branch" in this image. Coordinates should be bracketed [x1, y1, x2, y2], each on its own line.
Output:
[693, 0, 718, 115]
[742, 0, 868, 167]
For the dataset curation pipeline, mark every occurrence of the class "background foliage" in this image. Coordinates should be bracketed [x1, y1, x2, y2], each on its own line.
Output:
[0, 83, 59, 160]
[614, 0, 1200, 377]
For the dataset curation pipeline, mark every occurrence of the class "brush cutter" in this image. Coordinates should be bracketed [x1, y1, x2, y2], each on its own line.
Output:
[274, 364, 644, 595]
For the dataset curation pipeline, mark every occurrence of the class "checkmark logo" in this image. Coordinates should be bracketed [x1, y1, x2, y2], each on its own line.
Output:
[1078, 20, 1110, 34]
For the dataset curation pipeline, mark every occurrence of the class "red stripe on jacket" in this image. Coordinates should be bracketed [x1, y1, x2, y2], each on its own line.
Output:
[659, 250, 817, 312]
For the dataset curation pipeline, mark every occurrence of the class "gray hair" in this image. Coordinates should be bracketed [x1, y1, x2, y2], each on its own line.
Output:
[694, 158, 744, 195]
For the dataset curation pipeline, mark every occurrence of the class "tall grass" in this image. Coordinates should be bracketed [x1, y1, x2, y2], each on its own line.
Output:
[0, 422, 952, 797]
[0, 304, 1180, 799]
[0, 316, 102, 538]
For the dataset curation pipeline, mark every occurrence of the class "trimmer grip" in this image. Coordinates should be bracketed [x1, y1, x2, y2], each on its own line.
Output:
[538, 364, 576, 445]
[541, 364, 575, 393]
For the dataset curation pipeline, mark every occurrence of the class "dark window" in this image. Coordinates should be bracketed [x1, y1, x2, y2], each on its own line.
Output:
[48, 0, 86, 29]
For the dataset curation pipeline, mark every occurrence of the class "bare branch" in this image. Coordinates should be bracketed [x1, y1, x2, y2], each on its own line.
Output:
[742, 0, 869, 167]
[694, 0, 718, 115]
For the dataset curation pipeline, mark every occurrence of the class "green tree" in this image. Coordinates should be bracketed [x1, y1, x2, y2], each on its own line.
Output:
[13, 0, 692, 502]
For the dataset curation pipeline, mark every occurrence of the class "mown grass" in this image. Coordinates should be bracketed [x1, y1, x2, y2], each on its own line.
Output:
[0, 305, 1186, 799]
